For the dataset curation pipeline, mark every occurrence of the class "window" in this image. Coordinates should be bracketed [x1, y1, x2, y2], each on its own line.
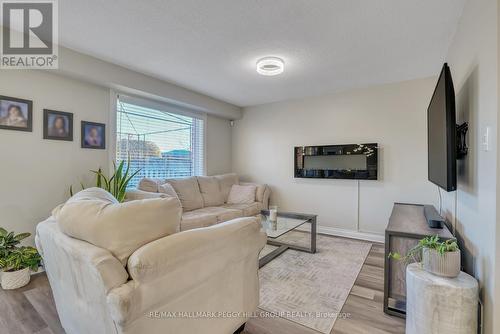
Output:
[116, 95, 205, 189]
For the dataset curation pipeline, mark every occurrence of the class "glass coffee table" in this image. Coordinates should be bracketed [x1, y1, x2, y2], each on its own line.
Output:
[259, 210, 317, 268]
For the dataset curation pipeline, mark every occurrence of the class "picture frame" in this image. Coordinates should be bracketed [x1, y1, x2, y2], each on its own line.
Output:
[81, 121, 106, 149]
[43, 109, 73, 141]
[0, 95, 33, 132]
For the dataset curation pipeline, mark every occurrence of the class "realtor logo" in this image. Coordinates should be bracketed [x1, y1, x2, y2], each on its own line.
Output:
[1, 0, 58, 68]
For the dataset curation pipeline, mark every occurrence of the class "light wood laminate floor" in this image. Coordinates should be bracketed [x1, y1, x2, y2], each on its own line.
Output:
[244, 242, 405, 334]
[0, 242, 405, 334]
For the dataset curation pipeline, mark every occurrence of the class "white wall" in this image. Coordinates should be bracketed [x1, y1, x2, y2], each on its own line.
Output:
[440, 0, 499, 332]
[0, 70, 110, 245]
[233, 77, 439, 239]
[497, 0, 500, 328]
[0, 70, 234, 246]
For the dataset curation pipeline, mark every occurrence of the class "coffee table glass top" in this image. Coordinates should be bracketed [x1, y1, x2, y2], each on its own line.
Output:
[260, 215, 309, 238]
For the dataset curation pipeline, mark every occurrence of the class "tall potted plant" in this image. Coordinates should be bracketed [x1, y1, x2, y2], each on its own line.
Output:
[0, 228, 42, 290]
[70, 158, 140, 202]
[389, 235, 461, 278]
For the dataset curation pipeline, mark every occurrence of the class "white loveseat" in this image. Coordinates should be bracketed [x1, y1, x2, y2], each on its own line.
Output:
[128, 173, 271, 231]
[36, 187, 266, 334]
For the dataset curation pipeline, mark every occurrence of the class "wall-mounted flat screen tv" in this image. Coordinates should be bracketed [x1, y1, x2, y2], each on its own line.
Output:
[427, 63, 457, 192]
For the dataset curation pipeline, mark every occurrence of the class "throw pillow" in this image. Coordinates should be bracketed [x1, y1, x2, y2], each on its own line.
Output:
[240, 182, 267, 203]
[227, 184, 256, 204]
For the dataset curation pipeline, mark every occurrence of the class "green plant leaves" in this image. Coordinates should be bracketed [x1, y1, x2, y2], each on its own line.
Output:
[388, 252, 401, 260]
[14, 233, 30, 241]
[390, 235, 459, 264]
[69, 156, 140, 203]
[0, 246, 41, 272]
[0, 228, 40, 272]
[0, 230, 31, 253]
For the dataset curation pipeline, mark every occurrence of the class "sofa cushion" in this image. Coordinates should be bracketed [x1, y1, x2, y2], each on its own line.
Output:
[223, 202, 263, 217]
[181, 211, 218, 231]
[202, 206, 243, 222]
[137, 178, 163, 193]
[54, 187, 181, 265]
[215, 173, 239, 202]
[227, 184, 256, 204]
[181, 207, 242, 230]
[165, 177, 203, 212]
[197, 176, 224, 207]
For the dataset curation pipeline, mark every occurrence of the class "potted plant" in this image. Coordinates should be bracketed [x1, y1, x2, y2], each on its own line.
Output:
[0, 228, 42, 290]
[0, 228, 30, 256]
[70, 157, 140, 202]
[389, 235, 461, 278]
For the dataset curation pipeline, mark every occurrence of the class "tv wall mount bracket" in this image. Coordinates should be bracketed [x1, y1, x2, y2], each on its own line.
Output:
[456, 122, 468, 159]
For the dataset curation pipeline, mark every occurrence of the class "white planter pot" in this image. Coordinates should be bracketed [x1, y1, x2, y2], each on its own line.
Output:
[1, 267, 31, 290]
[422, 248, 460, 278]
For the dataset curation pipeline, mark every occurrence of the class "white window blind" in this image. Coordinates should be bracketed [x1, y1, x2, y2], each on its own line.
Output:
[116, 95, 205, 189]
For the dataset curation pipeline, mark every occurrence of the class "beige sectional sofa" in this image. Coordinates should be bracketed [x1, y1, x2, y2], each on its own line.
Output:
[36, 187, 267, 334]
[128, 173, 271, 232]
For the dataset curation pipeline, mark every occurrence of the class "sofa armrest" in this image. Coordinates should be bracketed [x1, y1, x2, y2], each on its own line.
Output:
[124, 189, 167, 202]
[36, 217, 129, 294]
[127, 217, 265, 283]
[107, 217, 266, 325]
[261, 186, 270, 210]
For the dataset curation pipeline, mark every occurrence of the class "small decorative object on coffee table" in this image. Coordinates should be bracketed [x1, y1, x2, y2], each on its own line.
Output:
[269, 205, 278, 230]
[259, 210, 317, 268]
[269, 205, 278, 222]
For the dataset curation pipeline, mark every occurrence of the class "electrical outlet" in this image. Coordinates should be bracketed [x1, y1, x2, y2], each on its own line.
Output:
[481, 127, 490, 152]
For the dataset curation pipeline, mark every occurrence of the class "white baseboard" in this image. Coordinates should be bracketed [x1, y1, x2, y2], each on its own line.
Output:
[319, 226, 385, 243]
[296, 225, 385, 243]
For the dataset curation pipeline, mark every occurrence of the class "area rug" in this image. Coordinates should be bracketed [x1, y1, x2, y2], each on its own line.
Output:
[258, 231, 372, 333]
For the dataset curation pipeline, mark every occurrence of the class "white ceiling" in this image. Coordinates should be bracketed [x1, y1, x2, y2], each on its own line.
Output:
[59, 0, 466, 107]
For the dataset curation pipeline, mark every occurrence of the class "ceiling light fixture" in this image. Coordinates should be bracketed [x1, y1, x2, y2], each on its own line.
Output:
[256, 57, 285, 76]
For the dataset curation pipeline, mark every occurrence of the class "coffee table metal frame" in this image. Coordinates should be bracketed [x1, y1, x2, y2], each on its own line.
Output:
[258, 210, 317, 268]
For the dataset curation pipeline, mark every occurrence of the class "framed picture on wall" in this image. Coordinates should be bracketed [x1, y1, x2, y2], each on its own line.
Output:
[0, 95, 33, 132]
[81, 121, 105, 149]
[43, 109, 73, 141]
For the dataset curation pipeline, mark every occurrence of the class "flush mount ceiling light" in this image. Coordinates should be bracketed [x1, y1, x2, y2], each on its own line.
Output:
[256, 57, 285, 76]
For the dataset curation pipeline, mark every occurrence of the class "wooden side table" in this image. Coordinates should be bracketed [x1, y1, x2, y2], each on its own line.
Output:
[384, 203, 453, 317]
